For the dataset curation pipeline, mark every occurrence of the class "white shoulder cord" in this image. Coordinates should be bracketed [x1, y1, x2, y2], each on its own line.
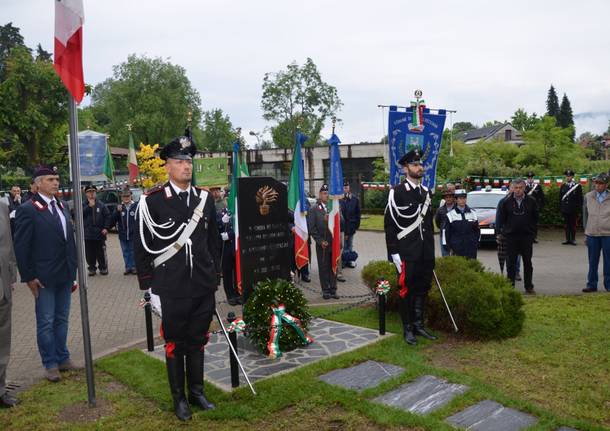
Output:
[137, 193, 187, 255]
[386, 187, 421, 232]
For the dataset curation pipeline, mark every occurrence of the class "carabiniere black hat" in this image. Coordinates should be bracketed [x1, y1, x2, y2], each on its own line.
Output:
[343, 179, 350, 187]
[564, 169, 575, 177]
[398, 148, 422, 166]
[159, 136, 197, 161]
[594, 173, 609, 184]
[527, 171, 535, 178]
[320, 184, 329, 192]
[32, 165, 58, 179]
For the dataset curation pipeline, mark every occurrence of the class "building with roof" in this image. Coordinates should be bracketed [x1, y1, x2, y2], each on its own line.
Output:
[456, 123, 523, 145]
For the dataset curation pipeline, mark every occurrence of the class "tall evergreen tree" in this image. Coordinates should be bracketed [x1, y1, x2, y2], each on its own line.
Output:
[558, 93, 574, 128]
[546, 85, 560, 119]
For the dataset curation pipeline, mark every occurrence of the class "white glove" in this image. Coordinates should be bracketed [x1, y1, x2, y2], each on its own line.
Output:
[391, 254, 402, 273]
[221, 214, 230, 224]
[221, 232, 229, 241]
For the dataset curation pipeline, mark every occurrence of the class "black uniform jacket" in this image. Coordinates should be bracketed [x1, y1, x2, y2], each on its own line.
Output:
[525, 182, 545, 210]
[384, 181, 435, 261]
[134, 183, 220, 298]
[559, 182, 583, 215]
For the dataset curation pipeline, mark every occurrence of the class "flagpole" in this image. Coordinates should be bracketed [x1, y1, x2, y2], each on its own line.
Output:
[67, 94, 96, 407]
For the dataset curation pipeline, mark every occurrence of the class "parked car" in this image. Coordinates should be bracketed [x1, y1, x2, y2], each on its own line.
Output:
[97, 187, 143, 215]
[467, 188, 508, 243]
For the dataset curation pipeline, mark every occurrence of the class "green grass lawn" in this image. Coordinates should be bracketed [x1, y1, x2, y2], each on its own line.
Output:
[1, 295, 608, 430]
[360, 214, 384, 231]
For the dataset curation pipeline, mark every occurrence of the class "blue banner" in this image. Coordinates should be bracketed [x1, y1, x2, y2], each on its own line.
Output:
[388, 106, 446, 189]
[328, 133, 344, 196]
[77, 131, 108, 181]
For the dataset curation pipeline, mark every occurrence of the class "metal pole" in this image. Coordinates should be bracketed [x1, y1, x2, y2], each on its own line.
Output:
[144, 291, 154, 352]
[213, 309, 256, 395]
[67, 94, 96, 407]
[432, 270, 458, 333]
[227, 312, 240, 388]
[378, 294, 386, 336]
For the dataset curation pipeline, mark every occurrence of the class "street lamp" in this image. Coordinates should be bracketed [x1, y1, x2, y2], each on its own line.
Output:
[249, 130, 261, 148]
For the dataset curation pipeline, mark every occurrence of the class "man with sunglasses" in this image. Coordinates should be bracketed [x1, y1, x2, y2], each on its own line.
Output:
[384, 148, 436, 345]
[497, 178, 539, 294]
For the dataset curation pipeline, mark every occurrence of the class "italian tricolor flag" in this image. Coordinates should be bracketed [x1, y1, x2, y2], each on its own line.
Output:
[287, 133, 309, 269]
[228, 142, 247, 294]
[54, 0, 85, 103]
[128, 132, 139, 184]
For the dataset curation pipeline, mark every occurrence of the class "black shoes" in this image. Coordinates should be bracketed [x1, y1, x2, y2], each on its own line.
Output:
[562, 241, 570, 245]
[524, 289, 536, 295]
[413, 296, 437, 340]
[330, 293, 340, 299]
[323, 293, 331, 300]
[403, 326, 417, 345]
[186, 352, 215, 411]
[582, 287, 598, 293]
[99, 269, 109, 275]
[301, 275, 311, 283]
[0, 392, 19, 408]
[413, 325, 437, 340]
[88, 269, 96, 276]
[336, 275, 346, 282]
[227, 296, 243, 306]
[515, 273, 522, 281]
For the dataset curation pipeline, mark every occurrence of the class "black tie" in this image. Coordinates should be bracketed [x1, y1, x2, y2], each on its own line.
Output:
[178, 191, 189, 206]
[50, 200, 64, 237]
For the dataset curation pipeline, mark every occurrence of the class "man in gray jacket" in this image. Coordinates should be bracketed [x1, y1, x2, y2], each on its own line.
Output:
[582, 173, 610, 293]
[0, 200, 19, 407]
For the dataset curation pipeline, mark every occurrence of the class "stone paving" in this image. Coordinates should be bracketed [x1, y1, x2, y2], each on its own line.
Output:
[446, 399, 537, 430]
[145, 318, 383, 391]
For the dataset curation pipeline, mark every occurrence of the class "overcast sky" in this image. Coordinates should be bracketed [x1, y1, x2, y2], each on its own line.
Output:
[4, 0, 610, 146]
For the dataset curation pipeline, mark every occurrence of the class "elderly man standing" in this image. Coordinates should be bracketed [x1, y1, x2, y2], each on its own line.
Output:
[14, 166, 79, 382]
[0, 199, 19, 407]
[83, 185, 111, 276]
[582, 173, 610, 293]
[497, 178, 539, 294]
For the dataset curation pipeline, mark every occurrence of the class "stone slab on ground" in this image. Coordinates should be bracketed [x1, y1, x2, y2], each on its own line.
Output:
[318, 360, 404, 391]
[446, 399, 538, 431]
[145, 318, 384, 391]
[372, 374, 468, 415]
[556, 428, 580, 431]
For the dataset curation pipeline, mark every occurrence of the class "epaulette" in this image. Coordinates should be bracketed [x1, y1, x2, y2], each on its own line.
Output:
[32, 199, 47, 211]
[145, 185, 164, 196]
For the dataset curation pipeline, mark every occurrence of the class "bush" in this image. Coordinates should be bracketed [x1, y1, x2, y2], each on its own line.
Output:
[243, 278, 312, 355]
[428, 256, 524, 340]
[363, 189, 388, 209]
[361, 256, 524, 340]
[361, 260, 400, 310]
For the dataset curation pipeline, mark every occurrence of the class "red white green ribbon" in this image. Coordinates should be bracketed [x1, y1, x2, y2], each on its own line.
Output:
[228, 318, 246, 334]
[409, 99, 426, 132]
[375, 279, 391, 296]
[267, 303, 313, 359]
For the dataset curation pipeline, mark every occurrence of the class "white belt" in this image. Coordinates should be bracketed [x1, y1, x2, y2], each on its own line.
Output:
[397, 196, 431, 240]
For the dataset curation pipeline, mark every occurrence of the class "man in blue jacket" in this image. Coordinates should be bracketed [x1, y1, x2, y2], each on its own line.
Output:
[13, 166, 79, 382]
[110, 187, 138, 275]
[83, 185, 111, 276]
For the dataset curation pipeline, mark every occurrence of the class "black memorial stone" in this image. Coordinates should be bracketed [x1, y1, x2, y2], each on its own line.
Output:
[446, 399, 538, 431]
[237, 177, 291, 300]
[319, 360, 404, 391]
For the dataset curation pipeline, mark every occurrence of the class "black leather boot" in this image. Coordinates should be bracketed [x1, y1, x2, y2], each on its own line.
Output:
[413, 296, 437, 340]
[186, 351, 215, 410]
[166, 355, 192, 421]
[404, 325, 417, 345]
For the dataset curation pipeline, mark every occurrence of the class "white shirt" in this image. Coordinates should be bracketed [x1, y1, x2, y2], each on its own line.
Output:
[39, 193, 67, 239]
[169, 181, 191, 206]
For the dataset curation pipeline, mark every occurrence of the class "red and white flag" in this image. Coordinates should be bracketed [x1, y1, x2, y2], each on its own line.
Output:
[54, 0, 85, 103]
[128, 133, 139, 184]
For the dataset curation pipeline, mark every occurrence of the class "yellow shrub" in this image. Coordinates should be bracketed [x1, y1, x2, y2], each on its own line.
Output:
[136, 143, 167, 189]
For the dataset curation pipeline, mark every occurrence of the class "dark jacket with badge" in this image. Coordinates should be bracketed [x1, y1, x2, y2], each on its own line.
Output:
[83, 200, 111, 241]
[134, 183, 220, 298]
[559, 182, 583, 215]
[13, 194, 78, 286]
[442, 205, 480, 258]
[340, 194, 361, 235]
[308, 201, 332, 246]
[110, 201, 138, 241]
[384, 182, 435, 261]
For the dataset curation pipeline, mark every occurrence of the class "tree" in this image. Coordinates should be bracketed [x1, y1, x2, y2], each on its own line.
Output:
[0, 46, 68, 166]
[511, 108, 540, 132]
[136, 143, 167, 188]
[199, 109, 234, 152]
[0, 22, 27, 80]
[546, 85, 560, 119]
[261, 58, 341, 149]
[35, 44, 52, 62]
[518, 115, 583, 172]
[90, 54, 202, 148]
[452, 122, 476, 133]
[557, 93, 574, 129]
[482, 120, 502, 128]
[577, 132, 603, 160]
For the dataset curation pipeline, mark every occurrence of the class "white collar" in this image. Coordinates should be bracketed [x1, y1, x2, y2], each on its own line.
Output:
[405, 177, 427, 192]
[39, 193, 57, 206]
[169, 180, 191, 196]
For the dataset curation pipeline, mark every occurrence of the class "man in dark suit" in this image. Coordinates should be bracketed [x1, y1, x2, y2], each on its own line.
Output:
[83, 185, 111, 276]
[384, 148, 436, 346]
[135, 137, 220, 421]
[0, 200, 19, 407]
[110, 187, 138, 275]
[308, 184, 338, 300]
[13, 166, 79, 382]
[559, 169, 583, 245]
